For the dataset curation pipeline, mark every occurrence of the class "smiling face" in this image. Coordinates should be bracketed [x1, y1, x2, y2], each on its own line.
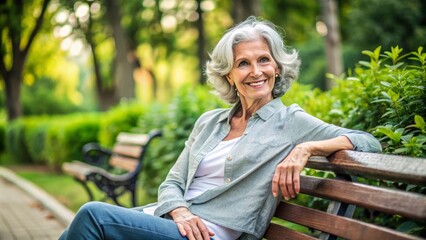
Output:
[226, 38, 280, 107]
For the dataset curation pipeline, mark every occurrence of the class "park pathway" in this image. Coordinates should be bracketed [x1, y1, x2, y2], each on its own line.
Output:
[0, 167, 73, 240]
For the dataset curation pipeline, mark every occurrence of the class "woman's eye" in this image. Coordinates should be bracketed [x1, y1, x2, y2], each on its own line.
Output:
[259, 57, 270, 63]
[238, 61, 248, 67]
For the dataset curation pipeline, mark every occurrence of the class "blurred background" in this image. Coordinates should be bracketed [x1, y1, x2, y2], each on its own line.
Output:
[1, 0, 425, 121]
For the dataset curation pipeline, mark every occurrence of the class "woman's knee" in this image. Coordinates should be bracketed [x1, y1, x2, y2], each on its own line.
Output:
[76, 201, 109, 218]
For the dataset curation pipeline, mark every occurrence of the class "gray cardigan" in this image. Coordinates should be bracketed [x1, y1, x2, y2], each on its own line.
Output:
[154, 98, 382, 239]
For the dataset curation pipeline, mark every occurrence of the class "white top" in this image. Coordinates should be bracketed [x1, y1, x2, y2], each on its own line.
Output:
[143, 138, 242, 240]
[184, 137, 242, 240]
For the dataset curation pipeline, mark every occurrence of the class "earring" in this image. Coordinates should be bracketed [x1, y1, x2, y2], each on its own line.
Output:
[235, 86, 240, 97]
[275, 73, 279, 78]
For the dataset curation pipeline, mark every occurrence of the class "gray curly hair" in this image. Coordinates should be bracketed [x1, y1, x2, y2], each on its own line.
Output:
[206, 16, 301, 104]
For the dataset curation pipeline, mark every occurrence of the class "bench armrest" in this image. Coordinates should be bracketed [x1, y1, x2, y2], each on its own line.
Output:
[82, 142, 112, 167]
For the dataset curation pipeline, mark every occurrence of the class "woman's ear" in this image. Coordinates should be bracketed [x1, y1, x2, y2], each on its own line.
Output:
[226, 75, 233, 86]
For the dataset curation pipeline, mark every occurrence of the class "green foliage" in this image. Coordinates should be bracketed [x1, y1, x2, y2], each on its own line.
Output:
[345, 0, 426, 51]
[21, 77, 84, 116]
[282, 82, 334, 124]
[0, 119, 6, 154]
[44, 114, 101, 167]
[5, 119, 32, 164]
[262, 0, 318, 43]
[98, 101, 148, 147]
[23, 117, 51, 163]
[4, 114, 101, 167]
[324, 46, 426, 157]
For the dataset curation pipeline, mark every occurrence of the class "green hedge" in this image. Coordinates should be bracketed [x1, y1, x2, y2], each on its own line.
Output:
[5, 119, 32, 164]
[0, 120, 6, 154]
[327, 46, 425, 157]
[2, 101, 150, 168]
[98, 101, 147, 147]
[43, 114, 101, 168]
[3, 114, 100, 167]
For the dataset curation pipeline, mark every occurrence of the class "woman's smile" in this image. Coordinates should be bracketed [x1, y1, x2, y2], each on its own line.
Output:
[246, 79, 267, 88]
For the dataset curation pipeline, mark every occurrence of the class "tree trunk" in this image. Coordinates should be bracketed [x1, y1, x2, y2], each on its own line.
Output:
[104, 0, 135, 100]
[196, 0, 206, 84]
[0, 0, 50, 121]
[82, 2, 116, 111]
[5, 66, 23, 121]
[320, 0, 343, 89]
[90, 43, 116, 111]
[232, 0, 261, 23]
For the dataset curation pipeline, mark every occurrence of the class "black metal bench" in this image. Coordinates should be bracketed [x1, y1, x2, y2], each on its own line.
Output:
[62, 129, 162, 207]
[264, 150, 426, 240]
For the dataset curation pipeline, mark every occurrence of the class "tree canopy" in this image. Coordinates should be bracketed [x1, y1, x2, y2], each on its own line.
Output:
[1, 0, 425, 120]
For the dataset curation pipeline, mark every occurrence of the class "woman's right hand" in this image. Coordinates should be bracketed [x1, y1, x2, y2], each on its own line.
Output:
[170, 207, 215, 240]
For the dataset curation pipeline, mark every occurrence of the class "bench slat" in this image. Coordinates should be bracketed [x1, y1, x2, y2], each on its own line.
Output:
[62, 162, 91, 181]
[62, 161, 109, 181]
[263, 222, 316, 240]
[116, 133, 149, 146]
[109, 156, 138, 172]
[275, 202, 423, 240]
[307, 151, 426, 185]
[300, 175, 426, 221]
[112, 144, 142, 159]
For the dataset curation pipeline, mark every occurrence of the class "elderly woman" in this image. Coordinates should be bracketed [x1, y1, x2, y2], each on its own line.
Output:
[59, 17, 381, 240]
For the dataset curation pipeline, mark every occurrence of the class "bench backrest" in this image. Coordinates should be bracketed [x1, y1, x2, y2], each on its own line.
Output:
[109, 130, 161, 173]
[264, 150, 426, 240]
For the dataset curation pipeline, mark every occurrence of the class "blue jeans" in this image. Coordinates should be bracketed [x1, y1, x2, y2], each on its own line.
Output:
[58, 201, 187, 240]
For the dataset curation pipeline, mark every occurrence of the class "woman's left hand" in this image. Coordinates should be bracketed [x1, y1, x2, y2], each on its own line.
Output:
[170, 207, 214, 240]
[271, 143, 312, 200]
[271, 136, 354, 200]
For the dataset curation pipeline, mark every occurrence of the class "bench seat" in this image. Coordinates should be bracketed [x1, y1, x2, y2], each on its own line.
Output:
[62, 130, 162, 207]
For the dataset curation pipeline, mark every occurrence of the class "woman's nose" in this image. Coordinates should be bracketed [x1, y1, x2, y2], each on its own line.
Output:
[250, 64, 262, 78]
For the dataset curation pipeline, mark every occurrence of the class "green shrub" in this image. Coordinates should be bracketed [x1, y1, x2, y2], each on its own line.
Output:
[282, 82, 335, 124]
[98, 100, 148, 147]
[4, 113, 101, 167]
[44, 114, 101, 168]
[5, 119, 33, 164]
[24, 117, 51, 163]
[21, 76, 87, 116]
[325, 46, 426, 157]
[0, 119, 6, 154]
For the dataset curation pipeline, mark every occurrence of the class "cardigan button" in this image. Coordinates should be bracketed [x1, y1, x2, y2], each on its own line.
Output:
[225, 178, 231, 183]
[226, 155, 232, 161]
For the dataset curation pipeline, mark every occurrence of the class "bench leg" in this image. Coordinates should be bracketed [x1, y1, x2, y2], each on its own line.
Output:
[319, 174, 357, 240]
[75, 178, 94, 201]
[131, 190, 137, 207]
[110, 195, 122, 206]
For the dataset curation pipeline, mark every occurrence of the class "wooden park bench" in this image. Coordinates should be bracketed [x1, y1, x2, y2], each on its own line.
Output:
[62, 129, 162, 207]
[263, 150, 426, 240]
